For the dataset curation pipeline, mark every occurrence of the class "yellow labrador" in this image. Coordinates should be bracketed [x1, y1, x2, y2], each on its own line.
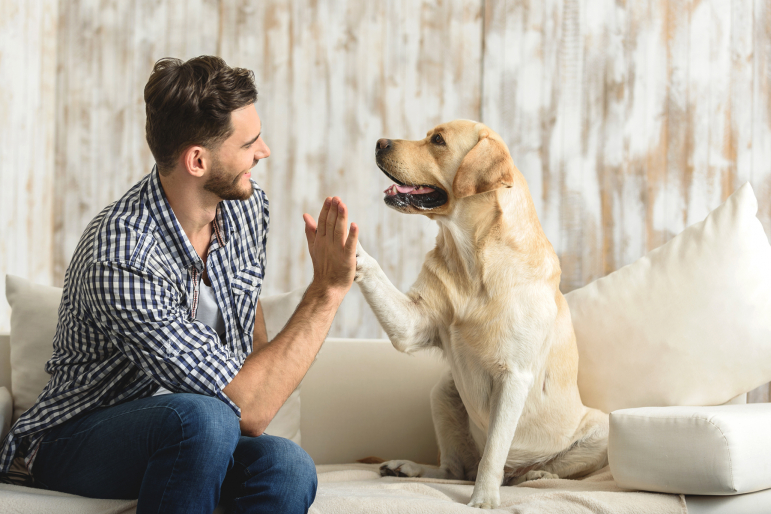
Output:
[355, 120, 609, 509]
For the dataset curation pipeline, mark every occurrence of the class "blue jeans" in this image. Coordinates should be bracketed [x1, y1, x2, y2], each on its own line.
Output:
[31, 393, 317, 513]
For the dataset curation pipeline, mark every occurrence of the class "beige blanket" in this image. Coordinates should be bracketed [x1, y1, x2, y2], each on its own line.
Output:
[0, 463, 686, 513]
[311, 463, 687, 514]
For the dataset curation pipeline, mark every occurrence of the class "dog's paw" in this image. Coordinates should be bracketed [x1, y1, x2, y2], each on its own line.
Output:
[354, 242, 375, 282]
[379, 460, 425, 478]
[467, 485, 500, 509]
[513, 470, 560, 485]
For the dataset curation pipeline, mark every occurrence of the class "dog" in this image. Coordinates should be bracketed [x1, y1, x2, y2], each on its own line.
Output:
[354, 120, 609, 509]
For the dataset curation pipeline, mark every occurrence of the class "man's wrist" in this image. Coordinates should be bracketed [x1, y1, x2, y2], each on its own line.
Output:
[305, 280, 347, 307]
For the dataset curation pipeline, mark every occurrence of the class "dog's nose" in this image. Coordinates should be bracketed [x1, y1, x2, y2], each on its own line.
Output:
[376, 138, 392, 152]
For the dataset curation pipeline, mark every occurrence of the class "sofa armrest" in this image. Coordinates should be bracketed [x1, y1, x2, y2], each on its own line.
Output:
[0, 387, 12, 440]
[610, 403, 771, 495]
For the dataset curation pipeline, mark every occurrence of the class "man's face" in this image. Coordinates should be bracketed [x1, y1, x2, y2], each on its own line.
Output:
[204, 103, 270, 201]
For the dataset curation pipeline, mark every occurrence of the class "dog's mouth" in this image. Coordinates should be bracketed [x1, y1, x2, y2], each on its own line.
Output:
[378, 163, 448, 210]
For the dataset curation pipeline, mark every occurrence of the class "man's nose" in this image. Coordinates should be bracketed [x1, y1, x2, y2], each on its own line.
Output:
[376, 139, 392, 153]
[256, 140, 270, 159]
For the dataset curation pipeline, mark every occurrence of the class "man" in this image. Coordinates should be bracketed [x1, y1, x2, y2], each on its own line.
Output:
[0, 56, 358, 513]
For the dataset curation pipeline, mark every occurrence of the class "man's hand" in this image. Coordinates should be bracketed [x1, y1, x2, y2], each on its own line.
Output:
[226, 197, 358, 436]
[302, 197, 358, 299]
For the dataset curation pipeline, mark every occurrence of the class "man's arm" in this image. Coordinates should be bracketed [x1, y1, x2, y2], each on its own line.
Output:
[224, 196, 358, 436]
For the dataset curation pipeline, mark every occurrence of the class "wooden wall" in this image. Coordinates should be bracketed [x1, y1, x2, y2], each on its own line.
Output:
[0, 0, 58, 328]
[2, 0, 771, 398]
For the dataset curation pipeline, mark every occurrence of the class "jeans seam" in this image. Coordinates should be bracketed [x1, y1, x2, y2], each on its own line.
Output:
[42, 405, 185, 443]
[232, 458, 254, 480]
[156, 408, 186, 513]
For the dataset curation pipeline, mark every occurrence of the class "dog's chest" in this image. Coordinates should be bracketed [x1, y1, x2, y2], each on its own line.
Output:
[438, 326, 496, 428]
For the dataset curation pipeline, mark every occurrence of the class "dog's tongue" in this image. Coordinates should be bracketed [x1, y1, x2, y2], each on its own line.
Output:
[384, 184, 435, 195]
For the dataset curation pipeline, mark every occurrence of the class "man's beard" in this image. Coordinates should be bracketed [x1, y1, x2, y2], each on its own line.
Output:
[203, 157, 253, 201]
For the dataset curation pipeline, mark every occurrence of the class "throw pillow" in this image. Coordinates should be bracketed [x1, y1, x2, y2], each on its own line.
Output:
[259, 287, 307, 445]
[5, 275, 62, 423]
[565, 183, 771, 413]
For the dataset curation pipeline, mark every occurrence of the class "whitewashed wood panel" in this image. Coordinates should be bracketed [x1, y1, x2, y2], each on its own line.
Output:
[0, 0, 58, 334]
[2, 0, 771, 390]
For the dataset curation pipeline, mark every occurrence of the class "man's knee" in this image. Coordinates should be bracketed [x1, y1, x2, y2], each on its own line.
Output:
[239, 435, 317, 500]
[274, 437, 317, 485]
[156, 394, 240, 461]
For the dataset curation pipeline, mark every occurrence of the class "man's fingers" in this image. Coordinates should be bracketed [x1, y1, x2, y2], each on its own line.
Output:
[325, 197, 340, 239]
[334, 201, 348, 244]
[344, 222, 359, 256]
[303, 213, 316, 250]
[317, 197, 332, 237]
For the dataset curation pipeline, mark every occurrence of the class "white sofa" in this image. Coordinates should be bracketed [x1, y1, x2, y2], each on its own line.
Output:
[1, 327, 771, 514]
[3, 182, 771, 513]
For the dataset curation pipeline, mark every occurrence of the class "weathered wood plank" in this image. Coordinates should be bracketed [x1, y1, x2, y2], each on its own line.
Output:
[0, 0, 58, 333]
[730, 0, 754, 192]
[753, 0, 771, 238]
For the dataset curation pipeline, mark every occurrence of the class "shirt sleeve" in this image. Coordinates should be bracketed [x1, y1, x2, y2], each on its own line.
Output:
[83, 260, 243, 417]
[249, 183, 269, 289]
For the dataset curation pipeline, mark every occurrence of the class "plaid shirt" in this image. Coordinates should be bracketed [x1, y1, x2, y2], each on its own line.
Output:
[0, 166, 269, 473]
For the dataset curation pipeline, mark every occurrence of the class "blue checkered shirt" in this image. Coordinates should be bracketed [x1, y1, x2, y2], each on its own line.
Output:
[0, 166, 269, 473]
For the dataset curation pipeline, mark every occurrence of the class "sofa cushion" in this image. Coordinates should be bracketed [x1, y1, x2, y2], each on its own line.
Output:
[4, 275, 302, 443]
[609, 403, 771, 495]
[565, 183, 771, 413]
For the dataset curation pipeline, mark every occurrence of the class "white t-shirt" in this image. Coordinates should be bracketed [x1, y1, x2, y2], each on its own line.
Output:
[153, 279, 225, 396]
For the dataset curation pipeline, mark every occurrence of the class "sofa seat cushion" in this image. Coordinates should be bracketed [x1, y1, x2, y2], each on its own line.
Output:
[609, 403, 771, 495]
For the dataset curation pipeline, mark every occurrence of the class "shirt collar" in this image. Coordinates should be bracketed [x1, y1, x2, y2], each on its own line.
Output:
[147, 165, 230, 271]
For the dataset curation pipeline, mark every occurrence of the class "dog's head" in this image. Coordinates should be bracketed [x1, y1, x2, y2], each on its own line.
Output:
[375, 120, 518, 215]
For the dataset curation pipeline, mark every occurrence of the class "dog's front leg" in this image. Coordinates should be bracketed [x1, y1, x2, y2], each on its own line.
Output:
[355, 242, 435, 353]
[468, 370, 533, 509]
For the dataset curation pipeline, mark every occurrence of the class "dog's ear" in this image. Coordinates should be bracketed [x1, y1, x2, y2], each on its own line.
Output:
[452, 129, 515, 199]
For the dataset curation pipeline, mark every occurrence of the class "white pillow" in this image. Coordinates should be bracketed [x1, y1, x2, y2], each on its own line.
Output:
[258, 287, 307, 445]
[5, 274, 305, 444]
[565, 183, 771, 413]
[5, 275, 62, 423]
[0, 387, 13, 440]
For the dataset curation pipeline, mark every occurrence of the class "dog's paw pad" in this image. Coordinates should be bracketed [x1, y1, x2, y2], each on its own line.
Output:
[379, 460, 423, 478]
[468, 498, 498, 509]
[521, 470, 559, 482]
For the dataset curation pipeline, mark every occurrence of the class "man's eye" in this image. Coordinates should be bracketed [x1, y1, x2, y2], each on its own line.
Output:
[432, 134, 446, 145]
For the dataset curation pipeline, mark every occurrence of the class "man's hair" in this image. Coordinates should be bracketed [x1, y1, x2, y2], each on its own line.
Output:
[144, 55, 258, 174]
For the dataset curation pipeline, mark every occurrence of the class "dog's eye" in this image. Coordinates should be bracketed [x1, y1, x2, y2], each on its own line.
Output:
[431, 133, 446, 146]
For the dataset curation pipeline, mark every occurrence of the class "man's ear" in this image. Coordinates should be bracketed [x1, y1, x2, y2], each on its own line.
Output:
[180, 145, 207, 178]
[452, 129, 515, 199]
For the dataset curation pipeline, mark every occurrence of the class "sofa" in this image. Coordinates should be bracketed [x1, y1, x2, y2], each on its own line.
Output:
[2, 182, 771, 513]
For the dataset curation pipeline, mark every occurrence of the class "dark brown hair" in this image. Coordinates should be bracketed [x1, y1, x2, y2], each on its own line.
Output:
[144, 56, 258, 174]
